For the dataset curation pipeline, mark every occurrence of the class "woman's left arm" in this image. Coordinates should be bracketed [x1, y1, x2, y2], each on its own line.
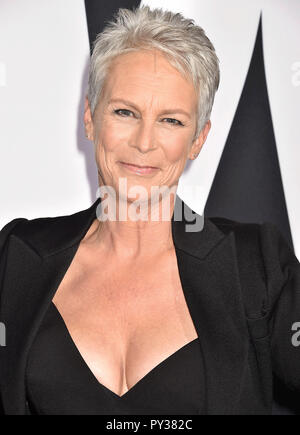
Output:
[260, 222, 300, 393]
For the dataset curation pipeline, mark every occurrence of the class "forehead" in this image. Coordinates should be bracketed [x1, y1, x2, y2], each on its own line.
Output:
[103, 50, 197, 108]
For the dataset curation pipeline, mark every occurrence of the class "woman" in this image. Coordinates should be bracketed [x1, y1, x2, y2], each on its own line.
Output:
[0, 5, 299, 415]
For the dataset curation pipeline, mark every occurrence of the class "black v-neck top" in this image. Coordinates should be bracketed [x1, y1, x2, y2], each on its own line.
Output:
[25, 302, 205, 415]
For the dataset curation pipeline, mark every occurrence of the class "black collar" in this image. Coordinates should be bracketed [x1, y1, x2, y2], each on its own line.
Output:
[17, 194, 226, 260]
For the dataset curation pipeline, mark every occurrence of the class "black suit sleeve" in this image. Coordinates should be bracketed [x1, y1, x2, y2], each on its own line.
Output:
[0, 218, 28, 258]
[260, 222, 300, 393]
[0, 218, 27, 415]
[0, 217, 28, 303]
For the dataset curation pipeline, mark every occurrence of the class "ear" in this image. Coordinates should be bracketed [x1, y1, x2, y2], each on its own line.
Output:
[84, 96, 94, 141]
[188, 120, 211, 160]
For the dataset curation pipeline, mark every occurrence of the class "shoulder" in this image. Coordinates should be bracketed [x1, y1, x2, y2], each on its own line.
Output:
[209, 216, 298, 295]
[208, 216, 261, 234]
[0, 199, 100, 258]
[0, 215, 67, 260]
[209, 215, 274, 235]
[0, 214, 80, 261]
[209, 215, 288, 248]
[0, 218, 28, 257]
[0, 214, 69, 249]
[208, 216, 274, 253]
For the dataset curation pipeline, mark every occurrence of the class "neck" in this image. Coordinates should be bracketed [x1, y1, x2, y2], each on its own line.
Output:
[90, 191, 177, 260]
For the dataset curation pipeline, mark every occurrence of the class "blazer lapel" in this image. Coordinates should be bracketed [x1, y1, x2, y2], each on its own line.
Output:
[0, 195, 249, 415]
[172, 197, 249, 414]
[0, 200, 99, 415]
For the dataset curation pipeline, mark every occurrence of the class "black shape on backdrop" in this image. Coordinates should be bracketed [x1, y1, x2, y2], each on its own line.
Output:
[84, 0, 141, 54]
[204, 15, 294, 252]
[84, 4, 298, 415]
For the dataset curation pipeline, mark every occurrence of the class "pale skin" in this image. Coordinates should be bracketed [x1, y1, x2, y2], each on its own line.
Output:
[52, 49, 211, 397]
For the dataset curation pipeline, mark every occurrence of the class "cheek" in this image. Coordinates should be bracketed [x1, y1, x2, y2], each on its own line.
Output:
[95, 121, 121, 153]
[163, 136, 190, 164]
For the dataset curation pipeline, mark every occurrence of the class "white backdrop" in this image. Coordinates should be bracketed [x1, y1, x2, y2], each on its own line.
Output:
[0, 0, 94, 219]
[0, 0, 299, 254]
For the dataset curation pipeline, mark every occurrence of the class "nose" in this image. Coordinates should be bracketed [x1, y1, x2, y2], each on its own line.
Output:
[130, 118, 157, 154]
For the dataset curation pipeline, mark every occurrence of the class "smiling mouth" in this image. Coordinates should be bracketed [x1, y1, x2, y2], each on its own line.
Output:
[120, 161, 158, 169]
[118, 161, 159, 175]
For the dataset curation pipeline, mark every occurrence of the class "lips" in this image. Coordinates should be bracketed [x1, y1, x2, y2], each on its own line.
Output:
[120, 161, 158, 169]
[118, 161, 159, 175]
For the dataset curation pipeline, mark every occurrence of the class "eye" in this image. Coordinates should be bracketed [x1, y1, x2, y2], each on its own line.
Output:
[162, 118, 184, 126]
[113, 109, 184, 126]
[114, 109, 133, 117]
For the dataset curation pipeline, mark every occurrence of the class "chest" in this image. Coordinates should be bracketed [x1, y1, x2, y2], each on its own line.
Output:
[51, 248, 198, 396]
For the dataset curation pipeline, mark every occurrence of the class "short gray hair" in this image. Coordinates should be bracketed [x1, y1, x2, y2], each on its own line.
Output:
[87, 4, 220, 140]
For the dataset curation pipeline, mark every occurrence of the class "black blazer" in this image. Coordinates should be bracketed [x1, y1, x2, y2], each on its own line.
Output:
[0, 196, 299, 415]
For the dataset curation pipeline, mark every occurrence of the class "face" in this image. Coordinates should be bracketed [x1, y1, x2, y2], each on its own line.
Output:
[84, 49, 211, 206]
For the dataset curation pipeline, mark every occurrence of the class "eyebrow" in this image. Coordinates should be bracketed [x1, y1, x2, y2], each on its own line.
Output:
[108, 98, 191, 119]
